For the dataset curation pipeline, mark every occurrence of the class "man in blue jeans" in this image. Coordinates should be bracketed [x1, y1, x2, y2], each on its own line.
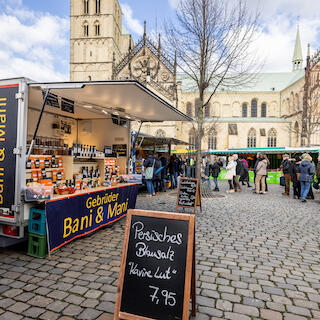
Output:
[143, 153, 155, 197]
[299, 153, 314, 202]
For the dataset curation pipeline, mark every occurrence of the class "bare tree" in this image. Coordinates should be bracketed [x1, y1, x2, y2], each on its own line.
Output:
[285, 48, 320, 147]
[165, 0, 261, 178]
[286, 88, 320, 147]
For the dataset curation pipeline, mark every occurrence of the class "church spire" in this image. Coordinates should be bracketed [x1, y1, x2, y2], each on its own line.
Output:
[292, 24, 303, 71]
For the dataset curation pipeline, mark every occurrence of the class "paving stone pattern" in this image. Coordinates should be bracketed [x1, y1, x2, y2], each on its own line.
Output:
[1, 182, 320, 319]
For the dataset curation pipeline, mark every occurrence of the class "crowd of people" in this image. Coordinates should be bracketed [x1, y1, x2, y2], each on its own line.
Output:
[143, 151, 319, 202]
[143, 153, 181, 197]
[203, 152, 318, 202]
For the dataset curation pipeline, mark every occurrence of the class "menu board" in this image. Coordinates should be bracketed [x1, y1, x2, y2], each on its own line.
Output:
[115, 209, 195, 320]
[113, 144, 127, 157]
[176, 178, 201, 214]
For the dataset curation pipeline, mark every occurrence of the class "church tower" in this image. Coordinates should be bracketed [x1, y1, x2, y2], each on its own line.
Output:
[292, 25, 303, 71]
[70, 0, 132, 81]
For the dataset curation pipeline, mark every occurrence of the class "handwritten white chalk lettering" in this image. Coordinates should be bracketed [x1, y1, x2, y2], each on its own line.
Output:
[132, 222, 183, 245]
[128, 261, 153, 278]
[135, 242, 175, 261]
[149, 285, 177, 307]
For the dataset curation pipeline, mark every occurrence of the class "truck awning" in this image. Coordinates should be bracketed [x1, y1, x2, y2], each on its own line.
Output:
[28, 80, 192, 122]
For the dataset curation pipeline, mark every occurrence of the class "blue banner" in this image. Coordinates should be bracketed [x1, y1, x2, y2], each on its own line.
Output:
[46, 184, 139, 254]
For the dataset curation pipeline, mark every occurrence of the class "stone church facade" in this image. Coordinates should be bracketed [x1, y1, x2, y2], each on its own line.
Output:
[69, 0, 320, 150]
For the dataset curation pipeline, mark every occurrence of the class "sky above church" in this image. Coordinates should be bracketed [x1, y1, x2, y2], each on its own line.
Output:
[0, 0, 320, 82]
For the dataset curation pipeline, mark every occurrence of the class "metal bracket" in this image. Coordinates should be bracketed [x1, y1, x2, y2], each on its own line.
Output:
[11, 205, 20, 213]
[13, 147, 22, 155]
[15, 92, 24, 101]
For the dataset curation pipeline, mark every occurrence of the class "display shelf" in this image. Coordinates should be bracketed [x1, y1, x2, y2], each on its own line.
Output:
[73, 156, 106, 160]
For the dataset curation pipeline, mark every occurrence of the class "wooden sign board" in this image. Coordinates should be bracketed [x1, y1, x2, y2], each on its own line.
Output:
[176, 178, 202, 214]
[114, 209, 195, 320]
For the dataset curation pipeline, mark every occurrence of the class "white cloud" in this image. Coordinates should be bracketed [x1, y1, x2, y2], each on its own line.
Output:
[252, 16, 320, 72]
[0, 3, 69, 81]
[168, 0, 179, 8]
[168, 0, 320, 73]
[121, 3, 144, 36]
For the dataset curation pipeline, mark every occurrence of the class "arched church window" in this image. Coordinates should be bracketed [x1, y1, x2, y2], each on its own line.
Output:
[84, 0, 89, 14]
[247, 128, 256, 148]
[242, 103, 247, 117]
[94, 21, 100, 36]
[261, 103, 267, 117]
[186, 102, 192, 117]
[204, 103, 210, 118]
[208, 129, 217, 150]
[251, 99, 257, 117]
[155, 129, 165, 138]
[267, 128, 277, 147]
[96, 0, 100, 14]
[189, 128, 196, 148]
[83, 21, 89, 37]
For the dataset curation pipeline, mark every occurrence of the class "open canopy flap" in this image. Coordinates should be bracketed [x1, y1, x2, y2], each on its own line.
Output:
[135, 132, 189, 146]
[28, 80, 191, 122]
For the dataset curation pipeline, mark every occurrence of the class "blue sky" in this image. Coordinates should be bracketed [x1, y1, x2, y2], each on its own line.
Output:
[0, 0, 320, 81]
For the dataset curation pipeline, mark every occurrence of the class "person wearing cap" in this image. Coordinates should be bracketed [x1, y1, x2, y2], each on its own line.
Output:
[280, 153, 291, 196]
[299, 153, 314, 202]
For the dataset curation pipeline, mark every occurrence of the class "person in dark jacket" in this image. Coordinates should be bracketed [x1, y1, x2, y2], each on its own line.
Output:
[153, 155, 162, 194]
[143, 153, 155, 196]
[210, 157, 223, 191]
[281, 154, 291, 196]
[168, 154, 180, 189]
[299, 153, 314, 202]
[316, 155, 320, 182]
[240, 157, 251, 187]
[159, 154, 167, 192]
[289, 156, 301, 199]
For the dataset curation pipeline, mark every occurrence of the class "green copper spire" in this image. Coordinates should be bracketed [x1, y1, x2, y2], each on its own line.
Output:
[292, 25, 303, 71]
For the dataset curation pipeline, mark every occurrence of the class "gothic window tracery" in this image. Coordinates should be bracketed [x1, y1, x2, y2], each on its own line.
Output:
[83, 21, 89, 37]
[267, 128, 277, 147]
[208, 129, 217, 150]
[94, 21, 100, 36]
[247, 128, 256, 148]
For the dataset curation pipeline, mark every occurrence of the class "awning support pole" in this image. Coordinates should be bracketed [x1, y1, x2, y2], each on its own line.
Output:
[132, 121, 144, 174]
[26, 89, 50, 162]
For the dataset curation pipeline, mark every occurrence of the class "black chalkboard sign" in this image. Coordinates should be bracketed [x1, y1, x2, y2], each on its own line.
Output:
[115, 209, 195, 320]
[176, 178, 201, 214]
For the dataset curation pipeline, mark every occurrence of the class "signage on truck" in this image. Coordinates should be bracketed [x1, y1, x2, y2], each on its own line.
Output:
[0, 84, 19, 211]
[46, 184, 139, 253]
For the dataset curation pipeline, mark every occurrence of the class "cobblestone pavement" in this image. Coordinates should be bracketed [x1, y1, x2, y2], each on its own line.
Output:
[1, 182, 320, 319]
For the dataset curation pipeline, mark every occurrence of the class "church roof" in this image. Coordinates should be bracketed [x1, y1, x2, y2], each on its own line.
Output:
[178, 70, 305, 93]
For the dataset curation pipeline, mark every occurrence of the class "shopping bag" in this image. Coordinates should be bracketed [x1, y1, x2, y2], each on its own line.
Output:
[280, 176, 285, 186]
